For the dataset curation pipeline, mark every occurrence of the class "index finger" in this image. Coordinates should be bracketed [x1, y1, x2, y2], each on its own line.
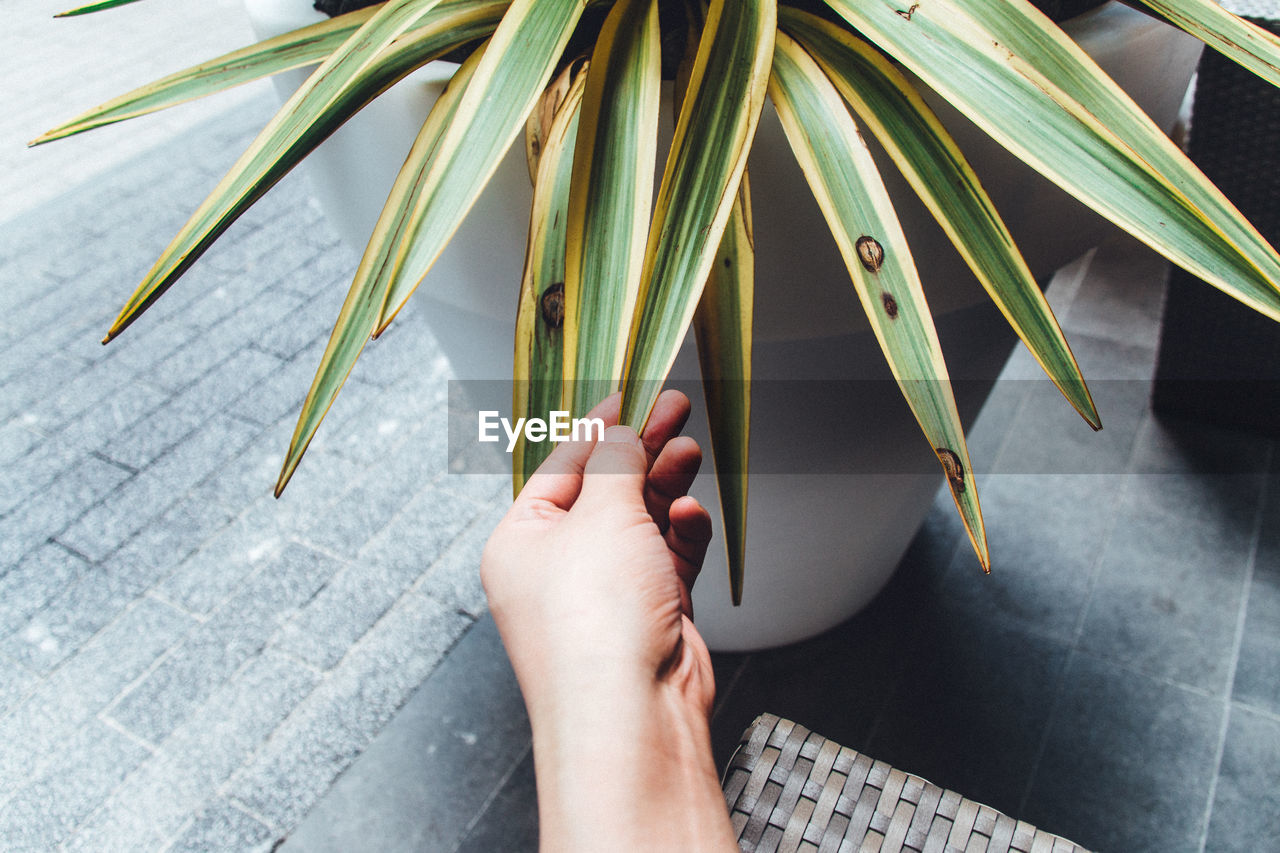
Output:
[512, 392, 621, 511]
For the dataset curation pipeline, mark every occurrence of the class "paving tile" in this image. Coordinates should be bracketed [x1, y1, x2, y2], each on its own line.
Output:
[1204, 704, 1280, 853]
[167, 342, 285, 416]
[1233, 468, 1280, 715]
[195, 418, 358, 527]
[226, 338, 327, 426]
[61, 802, 168, 853]
[360, 478, 488, 572]
[3, 564, 147, 673]
[1022, 651, 1223, 853]
[167, 802, 278, 853]
[300, 438, 473, 560]
[0, 433, 91, 517]
[0, 454, 132, 568]
[58, 414, 262, 562]
[0, 543, 92, 637]
[415, 499, 508, 619]
[864, 609, 1071, 817]
[278, 617, 530, 853]
[0, 417, 43, 467]
[0, 654, 37, 718]
[709, 551, 944, 773]
[250, 278, 345, 363]
[1057, 233, 1169, 351]
[45, 380, 172, 461]
[0, 597, 193, 793]
[101, 495, 235, 593]
[107, 543, 338, 744]
[153, 503, 292, 615]
[97, 400, 206, 471]
[227, 594, 472, 829]
[98, 318, 203, 380]
[90, 649, 318, 841]
[0, 721, 151, 851]
[932, 473, 1126, 643]
[0, 351, 86, 420]
[320, 374, 450, 470]
[274, 483, 479, 670]
[453, 749, 539, 853]
[1079, 472, 1258, 694]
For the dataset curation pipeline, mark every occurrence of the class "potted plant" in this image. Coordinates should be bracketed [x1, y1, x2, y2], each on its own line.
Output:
[36, 0, 1280, 650]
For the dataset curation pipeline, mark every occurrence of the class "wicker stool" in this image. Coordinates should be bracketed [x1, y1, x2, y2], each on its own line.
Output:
[721, 715, 1088, 853]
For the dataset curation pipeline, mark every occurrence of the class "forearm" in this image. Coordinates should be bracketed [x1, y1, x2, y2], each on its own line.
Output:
[528, 678, 737, 852]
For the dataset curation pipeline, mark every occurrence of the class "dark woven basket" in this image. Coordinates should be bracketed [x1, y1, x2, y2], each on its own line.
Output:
[722, 715, 1088, 853]
[1153, 15, 1280, 436]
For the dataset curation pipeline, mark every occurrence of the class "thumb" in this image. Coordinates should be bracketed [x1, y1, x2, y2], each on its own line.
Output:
[576, 425, 648, 509]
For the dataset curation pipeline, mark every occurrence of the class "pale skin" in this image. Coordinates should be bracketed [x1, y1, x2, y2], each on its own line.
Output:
[481, 390, 737, 852]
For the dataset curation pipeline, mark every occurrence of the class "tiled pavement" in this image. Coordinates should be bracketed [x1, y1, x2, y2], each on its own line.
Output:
[5, 4, 1280, 853]
[3, 4, 508, 849]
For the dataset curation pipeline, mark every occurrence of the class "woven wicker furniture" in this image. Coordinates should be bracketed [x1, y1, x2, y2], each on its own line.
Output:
[722, 715, 1087, 853]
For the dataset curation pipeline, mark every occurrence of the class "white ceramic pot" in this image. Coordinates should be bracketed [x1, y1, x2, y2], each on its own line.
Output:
[245, 0, 1201, 650]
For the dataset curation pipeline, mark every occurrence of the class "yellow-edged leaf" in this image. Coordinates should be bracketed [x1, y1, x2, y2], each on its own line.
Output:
[619, 0, 775, 430]
[55, 0, 144, 16]
[693, 174, 753, 605]
[769, 30, 987, 568]
[783, 8, 1098, 429]
[370, 0, 590, 334]
[825, 0, 1280, 322]
[513, 61, 588, 492]
[1135, 0, 1280, 90]
[277, 39, 489, 494]
[562, 0, 661, 417]
[33, 5, 383, 144]
[104, 0, 505, 342]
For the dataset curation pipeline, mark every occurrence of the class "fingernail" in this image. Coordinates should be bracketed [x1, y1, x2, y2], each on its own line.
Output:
[602, 425, 637, 444]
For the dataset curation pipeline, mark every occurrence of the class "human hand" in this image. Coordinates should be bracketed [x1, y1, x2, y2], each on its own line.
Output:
[481, 390, 735, 851]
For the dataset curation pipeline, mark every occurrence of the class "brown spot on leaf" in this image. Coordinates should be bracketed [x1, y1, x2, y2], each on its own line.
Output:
[881, 292, 898, 319]
[856, 236, 884, 273]
[540, 282, 565, 330]
[936, 447, 965, 492]
[723, 257, 732, 268]
[896, 3, 919, 20]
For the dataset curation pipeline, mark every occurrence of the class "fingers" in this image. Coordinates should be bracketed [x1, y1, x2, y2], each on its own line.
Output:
[644, 435, 702, 532]
[576, 425, 649, 509]
[638, 389, 692, 469]
[666, 495, 713, 617]
[513, 393, 621, 512]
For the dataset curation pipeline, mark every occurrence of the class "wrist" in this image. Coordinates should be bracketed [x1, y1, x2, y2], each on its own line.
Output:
[529, 678, 735, 852]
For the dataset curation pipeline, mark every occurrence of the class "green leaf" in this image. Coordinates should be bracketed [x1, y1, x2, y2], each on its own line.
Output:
[562, 0, 661, 418]
[55, 0, 145, 17]
[33, 5, 383, 145]
[824, 0, 1280, 323]
[693, 174, 753, 606]
[370, 0, 591, 333]
[1134, 0, 1280, 90]
[619, 0, 775, 430]
[769, 30, 988, 568]
[277, 39, 489, 495]
[284, 0, 588, 491]
[513, 61, 588, 493]
[783, 8, 1098, 430]
[103, 0, 506, 342]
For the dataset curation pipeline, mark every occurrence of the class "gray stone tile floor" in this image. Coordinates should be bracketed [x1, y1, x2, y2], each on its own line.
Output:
[4, 3, 1280, 852]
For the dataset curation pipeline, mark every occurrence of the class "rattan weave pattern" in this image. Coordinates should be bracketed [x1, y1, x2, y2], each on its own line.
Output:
[722, 715, 1089, 853]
